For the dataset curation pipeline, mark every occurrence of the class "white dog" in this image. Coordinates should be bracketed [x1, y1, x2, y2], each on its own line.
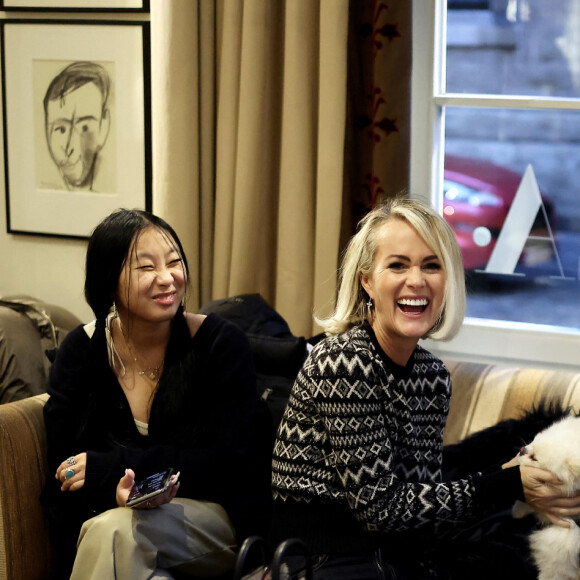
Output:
[515, 415, 580, 580]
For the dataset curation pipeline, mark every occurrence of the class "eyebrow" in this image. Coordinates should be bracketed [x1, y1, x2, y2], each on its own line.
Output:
[74, 115, 98, 124]
[386, 254, 440, 262]
[135, 248, 181, 261]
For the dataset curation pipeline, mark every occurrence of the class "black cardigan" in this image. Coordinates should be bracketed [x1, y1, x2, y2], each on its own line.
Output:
[43, 312, 271, 573]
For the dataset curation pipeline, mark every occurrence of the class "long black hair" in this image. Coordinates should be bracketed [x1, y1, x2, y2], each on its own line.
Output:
[80, 209, 191, 444]
[84, 208, 189, 325]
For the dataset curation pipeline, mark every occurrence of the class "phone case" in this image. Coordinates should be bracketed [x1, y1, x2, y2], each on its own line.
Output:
[126, 468, 174, 508]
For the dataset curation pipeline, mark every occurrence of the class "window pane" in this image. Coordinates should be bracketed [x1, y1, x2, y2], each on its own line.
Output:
[446, 0, 580, 98]
[443, 106, 580, 328]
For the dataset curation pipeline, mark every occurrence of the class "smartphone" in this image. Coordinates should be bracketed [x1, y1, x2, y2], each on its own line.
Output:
[126, 468, 175, 508]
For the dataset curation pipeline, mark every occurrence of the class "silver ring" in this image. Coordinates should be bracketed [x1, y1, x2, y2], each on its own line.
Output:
[65, 468, 75, 479]
[66, 456, 76, 466]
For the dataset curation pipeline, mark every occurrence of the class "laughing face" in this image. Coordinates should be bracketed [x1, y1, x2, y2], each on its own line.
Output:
[115, 227, 187, 326]
[361, 218, 446, 365]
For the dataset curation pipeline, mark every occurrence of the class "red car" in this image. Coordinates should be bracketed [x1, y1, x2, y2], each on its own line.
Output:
[442, 154, 556, 271]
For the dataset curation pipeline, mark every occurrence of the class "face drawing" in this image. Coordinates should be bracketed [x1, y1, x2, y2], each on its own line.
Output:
[43, 62, 111, 191]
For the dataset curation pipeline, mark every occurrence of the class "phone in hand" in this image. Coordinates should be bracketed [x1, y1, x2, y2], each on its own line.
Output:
[126, 468, 175, 508]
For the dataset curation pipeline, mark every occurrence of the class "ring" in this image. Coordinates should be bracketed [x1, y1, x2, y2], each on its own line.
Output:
[66, 456, 76, 466]
[65, 468, 75, 479]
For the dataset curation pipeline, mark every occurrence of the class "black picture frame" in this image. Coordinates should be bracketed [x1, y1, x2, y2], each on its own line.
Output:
[0, 0, 149, 12]
[1, 19, 151, 238]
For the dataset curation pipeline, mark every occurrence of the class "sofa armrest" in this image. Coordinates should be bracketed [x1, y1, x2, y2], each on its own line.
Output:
[0, 393, 50, 580]
[443, 360, 580, 446]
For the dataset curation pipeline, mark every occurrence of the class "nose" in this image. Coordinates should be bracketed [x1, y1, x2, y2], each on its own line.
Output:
[63, 129, 76, 157]
[519, 446, 528, 456]
[156, 266, 174, 285]
[406, 266, 425, 287]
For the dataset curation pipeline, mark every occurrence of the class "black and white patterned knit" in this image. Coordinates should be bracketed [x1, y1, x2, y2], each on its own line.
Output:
[271, 322, 523, 556]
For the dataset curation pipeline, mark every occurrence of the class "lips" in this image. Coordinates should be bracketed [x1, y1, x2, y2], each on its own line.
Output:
[153, 292, 177, 306]
[396, 297, 429, 314]
[60, 156, 81, 169]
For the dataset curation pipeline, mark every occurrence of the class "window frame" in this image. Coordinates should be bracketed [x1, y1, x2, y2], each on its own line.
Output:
[411, 0, 580, 371]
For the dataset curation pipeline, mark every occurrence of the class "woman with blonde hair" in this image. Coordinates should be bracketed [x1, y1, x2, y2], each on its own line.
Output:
[271, 197, 580, 579]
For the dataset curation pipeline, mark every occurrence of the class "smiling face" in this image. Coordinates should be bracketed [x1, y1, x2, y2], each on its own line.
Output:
[115, 227, 187, 326]
[45, 82, 110, 189]
[361, 218, 446, 365]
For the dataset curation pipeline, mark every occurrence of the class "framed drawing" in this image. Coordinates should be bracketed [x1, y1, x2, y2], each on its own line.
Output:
[1, 20, 151, 238]
[0, 0, 149, 12]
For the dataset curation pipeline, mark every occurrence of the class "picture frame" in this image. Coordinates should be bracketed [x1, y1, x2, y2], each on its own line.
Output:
[1, 20, 151, 238]
[0, 0, 149, 12]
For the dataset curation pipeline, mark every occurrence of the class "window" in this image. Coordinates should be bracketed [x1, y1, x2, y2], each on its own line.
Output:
[411, 0, 580, 369]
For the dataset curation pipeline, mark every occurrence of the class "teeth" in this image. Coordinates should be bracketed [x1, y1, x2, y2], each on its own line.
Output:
[397, 298, 428, 306]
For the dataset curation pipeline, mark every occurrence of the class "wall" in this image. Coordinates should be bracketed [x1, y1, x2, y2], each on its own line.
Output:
[0, 195, 91, 321]
[0, 10, 149, 323]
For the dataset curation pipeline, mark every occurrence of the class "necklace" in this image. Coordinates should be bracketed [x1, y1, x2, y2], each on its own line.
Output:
[127, 343, 163, 381]
[115, 317, 165, 382]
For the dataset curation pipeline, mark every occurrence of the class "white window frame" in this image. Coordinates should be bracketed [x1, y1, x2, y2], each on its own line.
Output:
[412, 0, 580, 371]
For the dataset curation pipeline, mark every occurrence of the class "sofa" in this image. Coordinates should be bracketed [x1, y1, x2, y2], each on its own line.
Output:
[0, 295, 81, 404]
[0, 295, 81, 580]
[2, 317, 580, 578]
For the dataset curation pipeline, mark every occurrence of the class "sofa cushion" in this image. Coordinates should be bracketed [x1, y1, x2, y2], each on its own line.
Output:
[444, 360, 580, 445]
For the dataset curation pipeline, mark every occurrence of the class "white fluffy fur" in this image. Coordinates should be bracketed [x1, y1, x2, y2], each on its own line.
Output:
[517, 415, 580, 580]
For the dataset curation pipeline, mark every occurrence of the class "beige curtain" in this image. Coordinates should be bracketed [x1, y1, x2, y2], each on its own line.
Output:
[151, 0, 348, 337]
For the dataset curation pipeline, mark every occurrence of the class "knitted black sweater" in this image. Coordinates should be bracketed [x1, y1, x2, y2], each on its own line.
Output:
[271, 323, 523, 556]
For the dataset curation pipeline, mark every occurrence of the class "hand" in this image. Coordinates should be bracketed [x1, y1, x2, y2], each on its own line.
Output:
[519, 463, 580, 527]
[116, 469, 181, 509]
[55, 453, 87, 492]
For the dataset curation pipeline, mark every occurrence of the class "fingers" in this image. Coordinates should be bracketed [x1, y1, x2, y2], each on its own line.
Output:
[522, 464, 563, 487]
[543, 513, 573, 528]
[501, 455, 520, 470]
[135, 475, 181, 510]
[168, 481, 181, 501]
[56, 453, 87, 492]
[121, 468, 136, 487]
[59, 466, 85, 491]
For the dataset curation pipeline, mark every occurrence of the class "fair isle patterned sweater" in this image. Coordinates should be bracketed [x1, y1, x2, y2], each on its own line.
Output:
[271, 322, 523, 556]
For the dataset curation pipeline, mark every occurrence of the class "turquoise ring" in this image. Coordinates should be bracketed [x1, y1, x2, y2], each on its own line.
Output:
[65, 468, 75, 479]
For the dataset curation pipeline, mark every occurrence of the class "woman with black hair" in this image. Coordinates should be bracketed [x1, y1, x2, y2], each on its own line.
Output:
[43, 209, 269, 579]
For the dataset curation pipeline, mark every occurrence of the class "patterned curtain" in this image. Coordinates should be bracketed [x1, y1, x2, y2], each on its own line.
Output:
[342, 0, 412, 246]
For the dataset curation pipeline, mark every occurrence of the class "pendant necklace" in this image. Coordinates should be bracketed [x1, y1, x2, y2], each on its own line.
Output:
[117, 318, 164, 382]
[125, 340, 164, 381]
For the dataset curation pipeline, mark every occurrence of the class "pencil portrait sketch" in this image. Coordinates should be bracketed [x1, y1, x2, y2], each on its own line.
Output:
[37, 60, 116, 192]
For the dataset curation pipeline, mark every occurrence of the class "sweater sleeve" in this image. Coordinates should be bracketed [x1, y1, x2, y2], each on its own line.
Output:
[471, 465, 525, 512]
[44, 325, 93, 475]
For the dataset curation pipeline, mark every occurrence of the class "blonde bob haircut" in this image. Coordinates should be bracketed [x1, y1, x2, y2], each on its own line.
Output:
[317, 197, 466, 340]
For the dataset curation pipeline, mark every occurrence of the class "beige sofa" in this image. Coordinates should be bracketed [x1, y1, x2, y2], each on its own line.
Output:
[2, 360, 580, 579]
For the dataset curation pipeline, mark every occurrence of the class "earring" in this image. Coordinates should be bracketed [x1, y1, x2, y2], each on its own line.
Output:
[367, 298, 373, 311]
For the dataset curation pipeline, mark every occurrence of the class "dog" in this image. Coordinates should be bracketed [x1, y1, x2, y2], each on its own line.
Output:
[426, 404, 573, 579]
[516, 415, 580, 580]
